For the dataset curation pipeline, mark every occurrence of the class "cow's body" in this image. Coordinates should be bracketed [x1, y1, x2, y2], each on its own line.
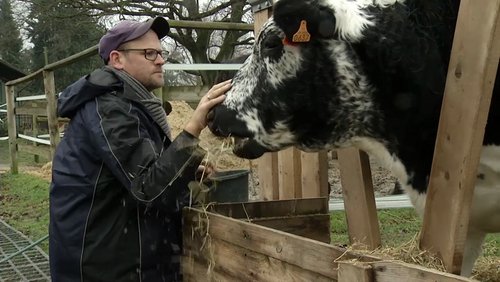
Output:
[207, 0, 500, 276]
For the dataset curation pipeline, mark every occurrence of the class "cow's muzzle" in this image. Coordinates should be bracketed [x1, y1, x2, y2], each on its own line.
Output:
[207, 105, 252, 138]
[207, 105, 269, 159]
[232, 137, 268, 159]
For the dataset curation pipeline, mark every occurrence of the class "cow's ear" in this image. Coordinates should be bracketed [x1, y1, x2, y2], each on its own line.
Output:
[317, 8, 336, 39]
[273, 0, 337, 42]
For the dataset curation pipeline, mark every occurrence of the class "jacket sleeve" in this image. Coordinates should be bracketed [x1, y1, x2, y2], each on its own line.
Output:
[86, 96, 205, 213]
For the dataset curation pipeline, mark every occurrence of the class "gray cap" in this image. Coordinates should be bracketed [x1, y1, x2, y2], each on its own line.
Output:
[98, 17, 170, 62]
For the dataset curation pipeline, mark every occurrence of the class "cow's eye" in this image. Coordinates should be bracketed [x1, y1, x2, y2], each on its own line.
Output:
[263, 35, 282, 50]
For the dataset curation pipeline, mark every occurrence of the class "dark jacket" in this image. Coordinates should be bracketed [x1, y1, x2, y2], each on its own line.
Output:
[49, 68, 205, 281]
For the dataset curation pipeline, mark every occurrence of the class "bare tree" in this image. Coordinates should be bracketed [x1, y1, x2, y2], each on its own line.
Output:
[50, 0, 255, 85]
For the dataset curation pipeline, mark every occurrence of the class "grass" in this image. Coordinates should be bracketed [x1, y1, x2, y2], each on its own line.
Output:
[0, 139, 50, 167]
[331, 208, 422, 248]
[0, 172, 50, 252]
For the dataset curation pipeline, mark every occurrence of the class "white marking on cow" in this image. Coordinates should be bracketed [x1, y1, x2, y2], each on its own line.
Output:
[237, 108, 296, 149]
[351, 136, 409, 183]
[329, 42, 375, 110]
[321, 0, 405, 41]
[238, 108, 264, 135]
[265, 52, 302, 89]
[349, 136, 427, 217]
[264, 121, 296, 147]
[224, 56, 260, 109]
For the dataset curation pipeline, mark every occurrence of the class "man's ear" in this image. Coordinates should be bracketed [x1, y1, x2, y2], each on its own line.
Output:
[108, 50, 125, 69]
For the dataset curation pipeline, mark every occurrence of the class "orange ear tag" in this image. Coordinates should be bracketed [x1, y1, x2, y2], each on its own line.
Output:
[292, 20, 311, 43]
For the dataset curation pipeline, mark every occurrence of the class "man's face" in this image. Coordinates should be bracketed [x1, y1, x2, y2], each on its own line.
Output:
[114, 30, 165, 91]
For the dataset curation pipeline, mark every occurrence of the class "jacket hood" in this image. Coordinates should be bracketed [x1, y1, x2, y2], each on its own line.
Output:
[58, 67, 122, 118]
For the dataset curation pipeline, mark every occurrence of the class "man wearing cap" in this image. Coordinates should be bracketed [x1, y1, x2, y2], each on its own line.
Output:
[49, 17, 230, 281]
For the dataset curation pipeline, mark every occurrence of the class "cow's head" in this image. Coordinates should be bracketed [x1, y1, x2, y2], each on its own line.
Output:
[208, 0, 381, 159]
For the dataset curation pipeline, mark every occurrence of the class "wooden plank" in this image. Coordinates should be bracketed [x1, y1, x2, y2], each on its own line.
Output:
[251, 214, 331, 243]
[278, 147, 302, 199]
[207, 197, 328, 219]
[36, 116, 69, 123]
[168, 20, 254, 31]
[337, 148, 381, 249]
[43, 70, 60, 159]
[420, 0, 500, 274]
[183, 236, 333, 282]
[32, 115, 39, 163]
[17, 144, 51, 160]
[338, 262, 373, 282]
[301, 150, 329, 198]
[44, 45, 97, 71]
[371, 261, 475, 282]
[258, 153, 280, 200]
[183, 208, 380, 279]
[6, 85, 18, 174]
[16, 107, 47, 116]
[5, 69, 43, 87]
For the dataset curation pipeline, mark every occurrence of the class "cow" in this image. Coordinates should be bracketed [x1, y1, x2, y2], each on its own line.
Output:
[207, 0, 500, 277]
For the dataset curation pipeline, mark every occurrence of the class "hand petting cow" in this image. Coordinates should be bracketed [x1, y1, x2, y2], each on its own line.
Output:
[207, 0, 500, 277]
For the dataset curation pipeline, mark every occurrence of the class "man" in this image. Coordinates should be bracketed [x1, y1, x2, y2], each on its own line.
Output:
[49, 17, 230, 281]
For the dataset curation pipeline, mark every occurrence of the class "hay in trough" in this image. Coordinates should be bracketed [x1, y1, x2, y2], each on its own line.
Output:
[340, 234, 500, 281]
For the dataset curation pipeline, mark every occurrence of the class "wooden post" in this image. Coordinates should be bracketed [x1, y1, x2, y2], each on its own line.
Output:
[337, 148, 381, 249]
[420, 0, 500, 274]
[259, 153, 280, 200]
[301, 151, 329, 198]
[278, 147, 302, 199]
[43, 70, 60, 159]
[6, 85, 18, 174]
[32, 114, 39, 163]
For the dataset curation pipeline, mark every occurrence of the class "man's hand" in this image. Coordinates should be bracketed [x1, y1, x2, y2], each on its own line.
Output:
[184, 80, 231, 138]
[195, 160, 216, 181]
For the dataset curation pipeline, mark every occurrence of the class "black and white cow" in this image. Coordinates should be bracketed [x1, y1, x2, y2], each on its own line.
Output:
[207, 0, 500, 276]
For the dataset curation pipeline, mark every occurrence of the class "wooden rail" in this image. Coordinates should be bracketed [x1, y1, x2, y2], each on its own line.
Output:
[420, 0, 500, 273]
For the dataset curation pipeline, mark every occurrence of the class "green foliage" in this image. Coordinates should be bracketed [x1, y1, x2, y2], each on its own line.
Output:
[26, 0, 105, 91]
[0, 172, 50, 252]
[0, 0, 24, 69]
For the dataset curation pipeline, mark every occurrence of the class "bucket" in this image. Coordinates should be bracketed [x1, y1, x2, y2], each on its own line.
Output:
[207, 169, 249, 203]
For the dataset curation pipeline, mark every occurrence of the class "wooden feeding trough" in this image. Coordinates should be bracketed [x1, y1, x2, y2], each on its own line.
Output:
[182, 198, 474, 281]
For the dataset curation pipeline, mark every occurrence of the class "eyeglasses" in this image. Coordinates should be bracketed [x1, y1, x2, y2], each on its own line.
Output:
[116, 48, 170, 61]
